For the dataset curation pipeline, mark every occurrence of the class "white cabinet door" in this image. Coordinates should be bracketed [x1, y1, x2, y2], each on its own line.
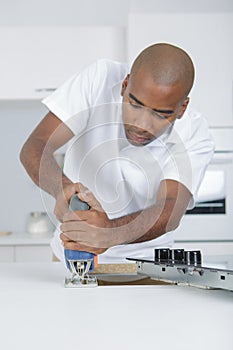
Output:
[15, 246, 53, 262]
[0, 26, 125, 99]
[0, 246, 14, 262]
[128, 13, 233, 127]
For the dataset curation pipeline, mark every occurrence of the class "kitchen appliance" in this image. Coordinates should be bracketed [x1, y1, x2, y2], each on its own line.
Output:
[64, 195, 98, 288]
[26, 211, 54, 235]
[174, 128, 233, 241]
[128, 248, 233, 292]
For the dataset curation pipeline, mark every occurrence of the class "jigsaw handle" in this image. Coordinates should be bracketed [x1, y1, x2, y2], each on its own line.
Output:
[64, 194, 97, 271]
[69, 194, 90, 211]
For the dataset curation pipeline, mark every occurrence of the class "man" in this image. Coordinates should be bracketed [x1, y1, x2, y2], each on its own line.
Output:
[20, 43, 214, 265]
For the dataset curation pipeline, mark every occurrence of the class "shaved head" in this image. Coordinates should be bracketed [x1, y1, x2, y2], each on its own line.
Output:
[130, 43, 195, 99]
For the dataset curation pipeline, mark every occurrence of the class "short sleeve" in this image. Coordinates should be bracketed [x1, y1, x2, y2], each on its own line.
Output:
[162, 114, 215, 209]
[42, 61, 99, 134]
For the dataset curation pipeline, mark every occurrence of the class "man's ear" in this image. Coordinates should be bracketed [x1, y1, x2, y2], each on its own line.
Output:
[177, 97, 190, 119]
[121, 74, 130, 96]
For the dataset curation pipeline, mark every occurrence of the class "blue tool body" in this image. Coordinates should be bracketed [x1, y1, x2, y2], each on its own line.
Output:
[64, 194, 95, 272]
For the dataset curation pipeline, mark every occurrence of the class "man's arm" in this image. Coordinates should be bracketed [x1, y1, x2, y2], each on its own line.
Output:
[60, 179, 192, 253]
[126, 179, 191, 243]
[20, 112, 78, 219]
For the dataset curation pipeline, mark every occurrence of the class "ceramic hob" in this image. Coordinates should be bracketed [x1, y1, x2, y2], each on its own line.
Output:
[127, 248, 233, 292]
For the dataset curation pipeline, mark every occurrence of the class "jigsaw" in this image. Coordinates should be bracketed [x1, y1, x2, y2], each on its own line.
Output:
[64, 194, 98, 287]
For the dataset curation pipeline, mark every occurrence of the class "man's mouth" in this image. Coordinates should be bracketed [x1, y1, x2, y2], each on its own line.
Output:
[127, 130, 153, 145]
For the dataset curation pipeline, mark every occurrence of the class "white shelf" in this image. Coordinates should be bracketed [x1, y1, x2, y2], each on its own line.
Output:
[0, 231, 53, 246]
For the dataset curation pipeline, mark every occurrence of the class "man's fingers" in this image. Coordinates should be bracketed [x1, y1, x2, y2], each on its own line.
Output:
[62, 210, 87, 222]
[60, 232, 71, 242]
[63, 241, 84, 251]
[78, 183, 89, 193]
[54, 182, 90, 222]
[63, 182, 84, 201]
[60, 233, 91, 251]
[60, 221, 86, 236]
[61, 239, 106, 255]
[78, 190, 103, 212]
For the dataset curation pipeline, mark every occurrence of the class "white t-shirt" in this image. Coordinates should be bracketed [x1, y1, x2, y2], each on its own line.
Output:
[42, 59, 214, 263]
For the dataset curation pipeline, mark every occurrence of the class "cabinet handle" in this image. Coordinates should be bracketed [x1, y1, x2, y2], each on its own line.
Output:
[35, 88, 56, 92]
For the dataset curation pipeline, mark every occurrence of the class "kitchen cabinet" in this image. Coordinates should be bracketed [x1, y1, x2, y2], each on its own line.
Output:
[0, 232, 53, 262]
[0, 246, 14, 262]
[1, 232, 232, 263]
[0, 26, 125, 99]
[14, 246, 52, 262]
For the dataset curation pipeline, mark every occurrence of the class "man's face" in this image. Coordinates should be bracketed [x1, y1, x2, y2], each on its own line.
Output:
[121, 71, 189, 146]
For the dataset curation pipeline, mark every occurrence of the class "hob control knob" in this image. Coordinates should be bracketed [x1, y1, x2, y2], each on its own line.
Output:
[184, 250, 202, 266]
[154, 248, 170, 263]
[169, 249, 185, 264]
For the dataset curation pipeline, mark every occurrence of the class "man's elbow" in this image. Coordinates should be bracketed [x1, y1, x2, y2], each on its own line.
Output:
[20, 137, 45, 167]
[19, 143, 28, 168]
[165, 217, 181, 233]
[20, 142, 28, 168]
[20, 139, 35, 169]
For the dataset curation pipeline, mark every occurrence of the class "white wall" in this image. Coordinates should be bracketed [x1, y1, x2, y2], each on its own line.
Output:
[129, 0, 233, 13]
[0, 101, 56, 232]
[0, 0, 130, 26]
[127, 10, 233, 127]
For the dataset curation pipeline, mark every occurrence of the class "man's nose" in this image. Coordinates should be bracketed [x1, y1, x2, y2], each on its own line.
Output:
[134, 109, 152, 132]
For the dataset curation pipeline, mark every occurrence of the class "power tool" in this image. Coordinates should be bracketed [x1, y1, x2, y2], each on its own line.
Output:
[64, 194, 98, 287]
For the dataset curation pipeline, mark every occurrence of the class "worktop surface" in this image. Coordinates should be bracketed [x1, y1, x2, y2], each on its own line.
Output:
[0, 262, 232, 350]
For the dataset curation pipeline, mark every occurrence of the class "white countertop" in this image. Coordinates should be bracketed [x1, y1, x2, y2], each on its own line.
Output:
[0, 231, 52, 246]
[0, 262, 232, 350]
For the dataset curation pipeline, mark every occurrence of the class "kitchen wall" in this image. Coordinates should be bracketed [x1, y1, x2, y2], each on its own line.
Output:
[0, 0, 232, 233]
[0, 101, 57, 232]
[0, 0, 130, 26]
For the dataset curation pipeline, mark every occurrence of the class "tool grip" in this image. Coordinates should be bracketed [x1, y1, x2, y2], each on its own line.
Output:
[64, 194, 97, 271]
[69, 194, 90, 211]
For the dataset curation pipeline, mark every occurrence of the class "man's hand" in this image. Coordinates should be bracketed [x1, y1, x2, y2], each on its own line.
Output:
[60, 185, 115, 255]
[54, 182, 85, 222]
[60, 233, 108, 255]
[59, 180, 192, 255]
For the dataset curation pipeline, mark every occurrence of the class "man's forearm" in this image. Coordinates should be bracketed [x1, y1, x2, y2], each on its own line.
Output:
[20, 138, 72, 199]
[110, 200, 180, 246]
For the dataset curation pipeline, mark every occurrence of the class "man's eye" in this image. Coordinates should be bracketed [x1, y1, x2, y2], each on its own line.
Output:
[151, 110, 170, 119]
[151, 111, 165, 119]
[129, 101, 141, 109]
